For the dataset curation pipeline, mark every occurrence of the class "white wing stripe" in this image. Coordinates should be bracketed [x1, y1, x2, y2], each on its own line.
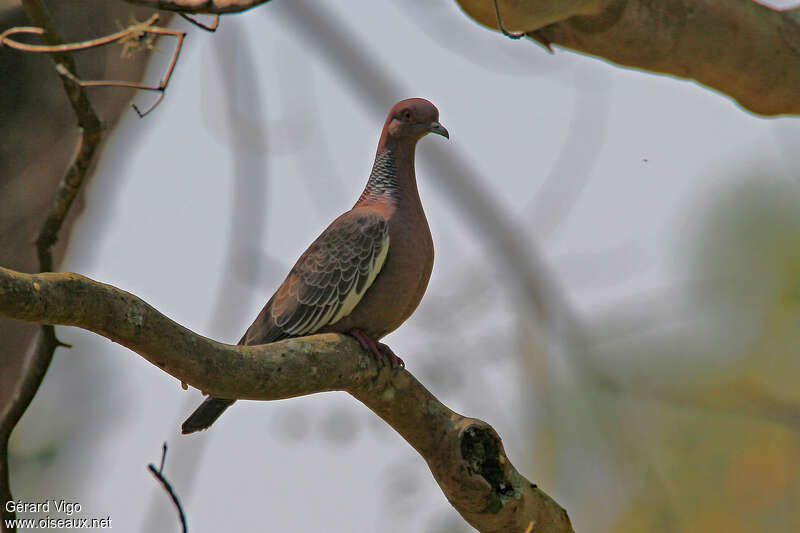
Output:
[330, 232, 389, 325]
[275, 219, 390, 337]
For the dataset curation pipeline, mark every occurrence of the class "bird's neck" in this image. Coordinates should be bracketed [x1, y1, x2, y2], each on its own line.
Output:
[356, 143, 419, 209]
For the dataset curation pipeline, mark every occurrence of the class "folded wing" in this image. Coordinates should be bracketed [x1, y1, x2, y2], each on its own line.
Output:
[241, 209, 390, 345]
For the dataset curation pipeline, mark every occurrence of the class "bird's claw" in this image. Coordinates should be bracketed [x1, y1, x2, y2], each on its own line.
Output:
[349, 329, 404, 369]
[378, 342, 404, 369]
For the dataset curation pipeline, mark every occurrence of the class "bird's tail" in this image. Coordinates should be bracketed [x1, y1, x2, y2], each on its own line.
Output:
[181, 397, 236, 434]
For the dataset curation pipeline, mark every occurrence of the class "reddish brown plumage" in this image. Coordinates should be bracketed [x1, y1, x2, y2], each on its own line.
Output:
[182, 98, 448, 434]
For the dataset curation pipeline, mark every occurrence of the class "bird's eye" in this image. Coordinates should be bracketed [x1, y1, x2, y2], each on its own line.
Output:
[403, 110, 412, 121]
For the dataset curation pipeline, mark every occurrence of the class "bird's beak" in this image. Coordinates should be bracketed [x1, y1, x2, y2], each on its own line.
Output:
[429, 121, 449, 139]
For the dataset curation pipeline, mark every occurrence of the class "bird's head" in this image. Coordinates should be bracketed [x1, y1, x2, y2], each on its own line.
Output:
[382, 98, 449, 146]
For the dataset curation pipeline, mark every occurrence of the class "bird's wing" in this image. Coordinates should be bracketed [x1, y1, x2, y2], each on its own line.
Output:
[240, 208, 389, 345]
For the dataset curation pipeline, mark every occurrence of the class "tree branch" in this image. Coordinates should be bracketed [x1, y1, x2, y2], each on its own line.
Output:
[0, 266, 574, 533]
[147, 443, 188, 533]
[1, 2, 104, 530]
[458, 0, 800, 116]
[1, 13, 188, 118]
[125, 0, 272, 14]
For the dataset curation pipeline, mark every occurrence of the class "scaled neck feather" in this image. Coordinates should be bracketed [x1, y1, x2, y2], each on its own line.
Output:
[357, 146, 415, 205]
[360, 149, 399, 203]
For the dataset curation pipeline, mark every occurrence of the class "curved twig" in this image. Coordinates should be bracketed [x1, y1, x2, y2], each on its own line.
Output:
[178, 13, 220, 31]
[147, 444, 188, 533]
[0, 15, 161, 53]
[0, 14, 186, 117]
[492, 0, 554, 52]
[493, 0, 525, 39]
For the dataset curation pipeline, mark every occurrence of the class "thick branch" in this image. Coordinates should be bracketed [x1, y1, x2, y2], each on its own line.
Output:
[0, 267, 573, 533]
[458, 0, 800, 116]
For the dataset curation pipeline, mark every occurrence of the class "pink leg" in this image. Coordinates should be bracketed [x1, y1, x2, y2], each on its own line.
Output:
[376, 341, 404, 369]
[348, 329, 405, 369]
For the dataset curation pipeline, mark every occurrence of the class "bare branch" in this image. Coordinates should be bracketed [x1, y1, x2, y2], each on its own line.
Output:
[493, 0, 554, 53]
[178, 13, 221, 31]
[34, 123, 103, 272]
[0, 267, 574, 533]
[0, 14, 186, 117]
[125, 0, 272, 14]
[0, 441, 8, 530]
[0, 1, 106, 529]
[493, 0, 526, 39]
[0, 329, 62, 531]
[147, 444, 188, 533]
[0, 15, 161, 53]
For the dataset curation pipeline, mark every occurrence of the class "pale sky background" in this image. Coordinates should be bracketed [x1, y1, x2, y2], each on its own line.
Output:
[11, 0, 800, 531]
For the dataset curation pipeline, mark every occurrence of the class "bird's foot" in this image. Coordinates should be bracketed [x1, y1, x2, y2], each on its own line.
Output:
[348, 329, 405, 369]
[377, 342, 404, 369]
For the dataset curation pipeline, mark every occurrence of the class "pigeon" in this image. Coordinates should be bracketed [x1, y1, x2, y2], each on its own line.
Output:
[182, 98, 448, 434]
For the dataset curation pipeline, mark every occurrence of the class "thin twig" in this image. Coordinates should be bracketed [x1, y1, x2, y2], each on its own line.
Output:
[0, 14, 160, 53]
[178, 13, 220, 32]
[492, 0, 554, 53]
[0, 14, 186, 117]
[124, 0, 272, 14]
[159, 442, 167, 472]
[147, 443, 188, 533]
[493, 0, 525, 39]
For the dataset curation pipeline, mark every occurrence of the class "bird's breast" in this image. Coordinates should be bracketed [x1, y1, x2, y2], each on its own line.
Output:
[328, 203, 433, 339]
[371, 205, 434, 334]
